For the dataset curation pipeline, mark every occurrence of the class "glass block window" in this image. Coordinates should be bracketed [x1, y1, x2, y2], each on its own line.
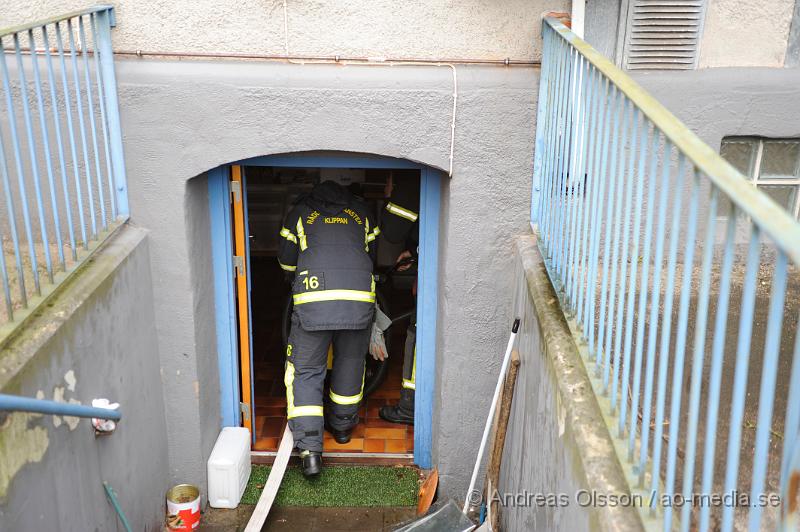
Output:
[719, 137, 800, 219]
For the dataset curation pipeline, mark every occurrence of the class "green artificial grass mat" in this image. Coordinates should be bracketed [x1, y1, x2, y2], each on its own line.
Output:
[242, 465, 420, 507]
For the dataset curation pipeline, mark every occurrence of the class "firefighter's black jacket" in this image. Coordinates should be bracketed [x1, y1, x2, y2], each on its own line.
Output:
[382, 175, 420, 255]
[381, 180, 419, 249]
[278, 181, 379, 331]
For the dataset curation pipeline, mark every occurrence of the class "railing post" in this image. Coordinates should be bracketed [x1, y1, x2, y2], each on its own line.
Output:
[94, 7, 129, 218]
[530, 23, 551, 228]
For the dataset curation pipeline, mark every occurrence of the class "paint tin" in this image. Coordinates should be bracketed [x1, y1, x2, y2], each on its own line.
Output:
[166, 484, 201, 530]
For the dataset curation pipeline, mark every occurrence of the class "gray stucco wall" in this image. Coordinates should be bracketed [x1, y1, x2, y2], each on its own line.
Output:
[497, 236, 643, 531]
[113, 59, 539, 498]
[634, 67, 800, 246]
[0, 225, 169, 531]
[185, 174, 222, 489]
[432, 72, 538, 496]
[578, 67, 800, 251]
[633, 68, 800, 148]
[499, 241, 592, 531]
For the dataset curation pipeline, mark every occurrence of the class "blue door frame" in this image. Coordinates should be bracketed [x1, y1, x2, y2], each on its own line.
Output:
[208, 152, 441, 468]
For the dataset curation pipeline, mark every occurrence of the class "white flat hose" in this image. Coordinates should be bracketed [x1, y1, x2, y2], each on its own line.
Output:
[463, 318, 520, 515]
[245, 424, 293, 531]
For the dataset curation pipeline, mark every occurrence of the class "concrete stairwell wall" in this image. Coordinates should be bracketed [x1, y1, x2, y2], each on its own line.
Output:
[496, 235, 644, 532]
[0, 226, 169, 532]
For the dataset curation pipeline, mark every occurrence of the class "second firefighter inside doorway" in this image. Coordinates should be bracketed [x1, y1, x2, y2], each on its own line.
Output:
[277, 180, 379, 476]
[379, 173, 419, 426]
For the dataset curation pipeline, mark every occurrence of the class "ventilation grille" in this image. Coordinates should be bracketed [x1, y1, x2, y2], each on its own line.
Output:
[623, 0, 705, 70]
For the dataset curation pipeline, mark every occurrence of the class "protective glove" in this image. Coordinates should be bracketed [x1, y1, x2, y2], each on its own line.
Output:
[369, 322, 388, 361]
[369, 305, 392, 361]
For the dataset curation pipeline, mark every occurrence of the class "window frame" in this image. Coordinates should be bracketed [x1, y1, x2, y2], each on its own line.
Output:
[720, 136, 800, 220]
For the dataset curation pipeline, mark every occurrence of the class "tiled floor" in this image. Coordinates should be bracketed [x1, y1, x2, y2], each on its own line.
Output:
[253, 353, 414, 454]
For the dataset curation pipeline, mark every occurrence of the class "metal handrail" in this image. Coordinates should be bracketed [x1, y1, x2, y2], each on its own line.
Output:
[0, 5, 115, 39]
[543, 17, 800, 265]
[0, 6, 128, 335]
[533, 15, 800, 532]
[0, 392, 121, 420]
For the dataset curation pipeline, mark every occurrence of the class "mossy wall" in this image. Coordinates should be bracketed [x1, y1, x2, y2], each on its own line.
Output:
[0, 226, 169, 531]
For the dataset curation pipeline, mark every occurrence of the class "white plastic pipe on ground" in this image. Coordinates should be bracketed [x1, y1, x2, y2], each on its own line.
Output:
[463, 318, 520, 515]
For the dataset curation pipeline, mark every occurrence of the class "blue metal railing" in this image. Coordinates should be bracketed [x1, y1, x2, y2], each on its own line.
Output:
[532, 17, 800, 531]
[0, 392, 121, 421]
[0, 6, 128, 335]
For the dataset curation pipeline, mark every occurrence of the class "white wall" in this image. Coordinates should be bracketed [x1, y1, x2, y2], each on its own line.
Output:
[699, 0, 795, 67]
[582, 0, 797, 69]
[2, 0, 567, 60]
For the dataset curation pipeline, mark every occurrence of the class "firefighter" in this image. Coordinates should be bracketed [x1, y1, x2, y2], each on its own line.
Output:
[377, 172, 419, 426]
[278, 180, 380, 477]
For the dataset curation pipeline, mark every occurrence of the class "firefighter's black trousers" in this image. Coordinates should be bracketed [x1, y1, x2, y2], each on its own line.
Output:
[285, 314, 369, 452]
[398, 322, 416, 416]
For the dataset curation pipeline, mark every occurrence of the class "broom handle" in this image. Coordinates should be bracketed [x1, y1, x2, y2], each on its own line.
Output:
[463, 318, 520, 515]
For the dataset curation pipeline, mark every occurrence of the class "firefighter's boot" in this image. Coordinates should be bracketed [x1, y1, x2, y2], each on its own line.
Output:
[380, 323, 416, 425]
[301, 450, 322, 477]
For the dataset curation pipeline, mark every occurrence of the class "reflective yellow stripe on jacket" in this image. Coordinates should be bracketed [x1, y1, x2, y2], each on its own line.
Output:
[278, 261, 297, 272]
[364, 219, 382, 251]
[386, 202, 418, 222]
[280, 226, 297, 244]
[366, 226, 381, 243]
[296, 218, 308, 251]
[293, 289, 375, 305]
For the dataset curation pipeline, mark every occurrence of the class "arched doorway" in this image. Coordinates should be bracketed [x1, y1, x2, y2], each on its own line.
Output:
[207, 151, 441, 468]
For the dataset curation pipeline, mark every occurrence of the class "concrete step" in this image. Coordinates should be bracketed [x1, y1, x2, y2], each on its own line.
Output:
[198, 505, 417, 531]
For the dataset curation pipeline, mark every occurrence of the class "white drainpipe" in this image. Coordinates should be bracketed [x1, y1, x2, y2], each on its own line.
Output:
[572, 0, 585, 39]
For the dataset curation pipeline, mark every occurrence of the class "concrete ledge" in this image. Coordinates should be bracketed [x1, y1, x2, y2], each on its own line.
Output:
[516, 234, 643, 532]
[0, 224, 149, 390]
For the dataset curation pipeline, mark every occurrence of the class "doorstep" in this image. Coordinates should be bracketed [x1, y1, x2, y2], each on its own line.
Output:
[251, 451, 414, 466]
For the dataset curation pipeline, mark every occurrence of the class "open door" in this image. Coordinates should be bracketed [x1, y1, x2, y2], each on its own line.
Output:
[231, 165, 255, 434]
[211, 155, 438, 463]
